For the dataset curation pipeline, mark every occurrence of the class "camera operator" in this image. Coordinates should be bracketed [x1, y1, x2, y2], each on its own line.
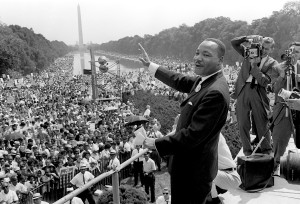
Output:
[272, 42, 300, 170]
[231, 35, 278, 156]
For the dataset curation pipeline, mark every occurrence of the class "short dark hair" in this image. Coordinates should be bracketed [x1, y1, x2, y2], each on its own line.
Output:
[205, 38, 226, 57]
[289, 42, 300, 48]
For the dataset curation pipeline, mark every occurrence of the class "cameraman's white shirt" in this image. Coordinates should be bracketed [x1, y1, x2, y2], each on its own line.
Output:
[246, 56, 267, 83]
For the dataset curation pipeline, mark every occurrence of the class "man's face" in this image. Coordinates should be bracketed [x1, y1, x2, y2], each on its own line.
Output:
[4, 166, 10, 172]
[262, 42, 273, 57]
[12, 180, 17, 186]
[80, 169, 86, 174]
[292, 45, 300, 61]
[193, 41, 222, 76]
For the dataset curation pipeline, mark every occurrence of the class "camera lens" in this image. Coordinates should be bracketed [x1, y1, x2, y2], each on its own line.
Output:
[280, 151, 300, 184]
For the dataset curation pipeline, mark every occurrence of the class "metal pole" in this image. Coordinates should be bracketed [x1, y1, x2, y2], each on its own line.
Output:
[112, 172, 120, 204]
[90, 48, 97, 101]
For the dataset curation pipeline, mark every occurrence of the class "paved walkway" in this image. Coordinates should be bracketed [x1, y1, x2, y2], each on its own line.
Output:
[220, 137, 300, 204]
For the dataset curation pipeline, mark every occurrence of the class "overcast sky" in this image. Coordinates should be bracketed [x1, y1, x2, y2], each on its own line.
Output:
[0, 0, 288, 45]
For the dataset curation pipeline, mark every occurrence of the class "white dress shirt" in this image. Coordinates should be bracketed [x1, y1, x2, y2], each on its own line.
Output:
[156, 195, 171, 204]
[108, 157, 120, 169]
[246, 56, 267, 83]
[131, 148, 144, 162]
[70, 171, 95, 188]
[218, 134, 236, 170]
[0, 189, 19, 203]
[143, 158, 156, 173]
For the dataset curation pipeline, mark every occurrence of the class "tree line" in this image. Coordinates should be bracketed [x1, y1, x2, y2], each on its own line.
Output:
[96, 1, 300, 65]
[0, 24, 70, 77]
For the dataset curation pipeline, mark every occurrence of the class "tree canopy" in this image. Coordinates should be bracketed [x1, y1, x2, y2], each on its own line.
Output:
[0, 24, 70, 77]
[97, 1, 300, 65]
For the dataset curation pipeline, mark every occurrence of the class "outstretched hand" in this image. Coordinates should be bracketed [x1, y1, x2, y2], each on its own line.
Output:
[286, 99, 300, 111]
[143, 136, 156, 150]
[138, 43, 151, 67]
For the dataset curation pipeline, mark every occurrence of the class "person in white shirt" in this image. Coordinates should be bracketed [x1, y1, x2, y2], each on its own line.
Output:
[9, 177, 28, 196]
[156, 187, 171, 204]
[122, 137, 132, 153]
[64, 187, 84, 204]
[32, 193, 49, 204]
[210, 133, 241, 202]
[0, 182, 19, 204]
[70, 164, 95, 204]
[131, 145, 144, 187]
[143, 105, 151, 117]
[143, 151, 156, 203]
[107, 150, 120, 170]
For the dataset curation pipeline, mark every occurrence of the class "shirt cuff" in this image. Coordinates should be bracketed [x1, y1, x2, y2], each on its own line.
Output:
[148, 62, 160, 76]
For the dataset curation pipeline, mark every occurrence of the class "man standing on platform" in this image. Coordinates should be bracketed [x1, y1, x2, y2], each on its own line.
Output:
[143, 151, 156, 203]
[139, 38, 229, 204]
[131, 145, 144, 187]
[231, 35, 278, 156]
[272, 42, 300, 169]
[70, 164, 95, 204]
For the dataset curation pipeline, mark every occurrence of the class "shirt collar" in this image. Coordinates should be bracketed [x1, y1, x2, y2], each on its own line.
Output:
[200, 70, 222, 83]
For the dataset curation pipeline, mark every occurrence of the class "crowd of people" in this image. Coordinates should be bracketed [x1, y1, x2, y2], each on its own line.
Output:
[0, 54, 168, 204]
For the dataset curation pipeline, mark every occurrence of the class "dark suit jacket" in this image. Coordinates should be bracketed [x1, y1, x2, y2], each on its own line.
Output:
[154, 67, 229, 203]
[231, 36, 278, 109]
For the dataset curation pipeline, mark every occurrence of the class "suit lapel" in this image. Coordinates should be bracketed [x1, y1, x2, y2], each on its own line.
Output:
[180, 77, 201, 106]
[180, 72, 223, 107]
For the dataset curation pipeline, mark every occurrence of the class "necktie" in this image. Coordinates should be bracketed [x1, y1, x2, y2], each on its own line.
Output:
[195, 77, 202, 92]
[137, 149, 139, 162]
[291, 65, 296, 89]
[250, 62, 260, 89]
[82, 172, 85, 184]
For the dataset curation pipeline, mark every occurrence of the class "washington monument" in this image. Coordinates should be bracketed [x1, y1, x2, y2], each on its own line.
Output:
[77, 4, 85, 73]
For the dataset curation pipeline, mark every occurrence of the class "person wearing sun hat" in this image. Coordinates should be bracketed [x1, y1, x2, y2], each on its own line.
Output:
[70, 163, 95, 204]
[107, 149, 120, 170]
[32, 192, 49, 204]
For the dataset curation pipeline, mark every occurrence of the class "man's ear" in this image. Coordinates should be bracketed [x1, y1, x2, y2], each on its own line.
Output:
[218, 56, 224, 65]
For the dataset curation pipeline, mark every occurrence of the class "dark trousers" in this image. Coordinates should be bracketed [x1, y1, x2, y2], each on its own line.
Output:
[78, 189, 95, 204]
[272, 104, 294, 165]
[144, 173, 155, 202]
[150, 150, 161, 170]
[133, 161, 144, 186]
[236, 83, 272, 155]
[171, 173, 212, 204]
